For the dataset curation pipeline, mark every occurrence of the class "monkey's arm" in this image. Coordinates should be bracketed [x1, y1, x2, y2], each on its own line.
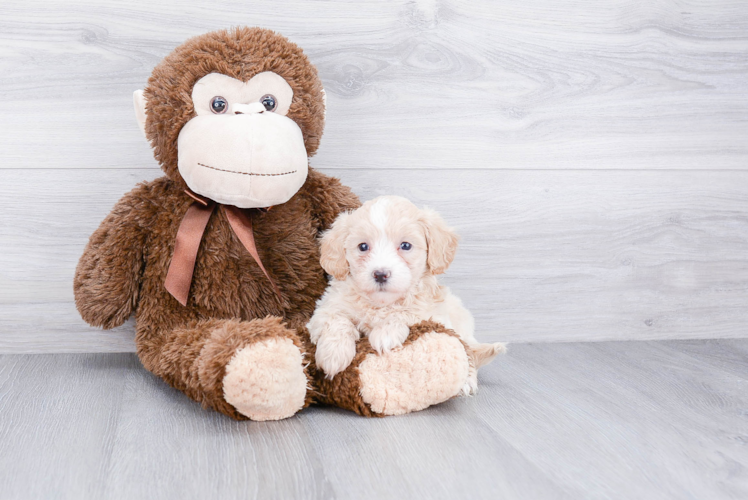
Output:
[74, 184, 153, 329]
[303, 168, 361, 233]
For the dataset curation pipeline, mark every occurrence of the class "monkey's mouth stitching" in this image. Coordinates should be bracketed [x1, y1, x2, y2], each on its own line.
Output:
[197, 163, 297, 177]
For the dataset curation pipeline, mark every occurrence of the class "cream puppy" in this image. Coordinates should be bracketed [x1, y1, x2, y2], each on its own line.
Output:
[307, 195, 505, 394]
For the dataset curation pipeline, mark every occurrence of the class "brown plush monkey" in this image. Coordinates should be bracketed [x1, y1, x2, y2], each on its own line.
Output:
[74, 27, 473, 420]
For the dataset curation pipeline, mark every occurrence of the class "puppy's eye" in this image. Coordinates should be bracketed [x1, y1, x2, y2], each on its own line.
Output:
[400, 242, 412, 251]
[260, 94, 277, 112]
[210, 96, 228, 114]
[358, 243, 369, 252]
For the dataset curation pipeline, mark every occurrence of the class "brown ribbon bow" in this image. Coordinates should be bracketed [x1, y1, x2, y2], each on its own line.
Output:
[164, 190, 282, 306]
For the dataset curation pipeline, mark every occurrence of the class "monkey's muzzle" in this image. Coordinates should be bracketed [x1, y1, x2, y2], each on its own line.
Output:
[176, 112, 308, 208]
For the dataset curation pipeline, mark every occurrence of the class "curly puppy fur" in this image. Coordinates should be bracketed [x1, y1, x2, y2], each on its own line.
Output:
[308, 196, 506, 393]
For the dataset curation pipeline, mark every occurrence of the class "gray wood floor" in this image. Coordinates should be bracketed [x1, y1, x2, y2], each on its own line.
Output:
[2, 340, 747, 500]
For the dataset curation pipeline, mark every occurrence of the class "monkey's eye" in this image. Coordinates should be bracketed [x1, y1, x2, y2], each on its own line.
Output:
[210, 96, 228, 114]
[358, 243, 369, 252]
[260, 94, 277, 112]
[400, 242, 412, 251]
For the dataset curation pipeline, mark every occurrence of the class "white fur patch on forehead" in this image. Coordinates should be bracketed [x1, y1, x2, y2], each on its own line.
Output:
[369, 197, 391, 231]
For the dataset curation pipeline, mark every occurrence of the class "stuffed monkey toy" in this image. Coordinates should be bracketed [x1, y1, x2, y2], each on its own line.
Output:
[74, 27, 474, 420]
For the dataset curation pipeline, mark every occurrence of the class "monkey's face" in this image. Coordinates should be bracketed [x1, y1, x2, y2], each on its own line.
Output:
[138, 28, 327, 208]
[176, 72, 309, 208]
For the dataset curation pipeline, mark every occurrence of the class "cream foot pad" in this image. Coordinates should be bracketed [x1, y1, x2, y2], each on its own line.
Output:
[358, 331, 469, 415]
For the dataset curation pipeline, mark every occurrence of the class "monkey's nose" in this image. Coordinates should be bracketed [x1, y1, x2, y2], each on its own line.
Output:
[373, 270, 391, 284]
[233, 102, 266, 115]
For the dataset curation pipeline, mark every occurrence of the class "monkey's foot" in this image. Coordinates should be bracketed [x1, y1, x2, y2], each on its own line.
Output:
[223, 337, 308, 421]
[358, 327, 469, 416]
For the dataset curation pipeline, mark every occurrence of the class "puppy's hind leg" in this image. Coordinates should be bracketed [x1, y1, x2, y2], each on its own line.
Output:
[458, 342, 506, 396]
[459, 355, 479, 397]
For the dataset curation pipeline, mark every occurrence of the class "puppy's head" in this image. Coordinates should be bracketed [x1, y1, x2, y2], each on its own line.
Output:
[320, 195, 459, 306]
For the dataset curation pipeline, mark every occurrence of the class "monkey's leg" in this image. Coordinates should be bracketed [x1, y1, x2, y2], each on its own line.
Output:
[307, 320, 472, 417]
[137, 316, 311, 421]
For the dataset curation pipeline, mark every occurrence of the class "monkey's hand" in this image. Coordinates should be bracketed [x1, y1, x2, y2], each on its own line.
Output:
[74, 184, 151, 329]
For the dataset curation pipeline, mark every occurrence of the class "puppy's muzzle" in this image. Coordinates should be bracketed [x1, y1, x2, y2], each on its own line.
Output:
[373, 270, 391, 284]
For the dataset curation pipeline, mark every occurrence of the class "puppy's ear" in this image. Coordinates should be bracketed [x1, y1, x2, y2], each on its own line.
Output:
[319, 212, 351, 280]
[419, 208, 459, 275]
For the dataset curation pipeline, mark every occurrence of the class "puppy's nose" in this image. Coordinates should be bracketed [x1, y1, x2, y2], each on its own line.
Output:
[373, 270, 391, 284]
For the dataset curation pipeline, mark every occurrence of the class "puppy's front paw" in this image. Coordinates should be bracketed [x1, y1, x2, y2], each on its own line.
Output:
[368, 323, 410, 354]
[315, 335, 357, 379]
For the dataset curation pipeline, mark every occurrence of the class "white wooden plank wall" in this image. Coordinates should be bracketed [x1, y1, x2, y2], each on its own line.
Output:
[1, 0, 747, 352]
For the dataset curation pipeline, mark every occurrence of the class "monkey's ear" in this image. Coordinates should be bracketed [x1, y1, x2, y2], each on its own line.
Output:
[133, 89, 147, 139]
[321, 87, 327, 121]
